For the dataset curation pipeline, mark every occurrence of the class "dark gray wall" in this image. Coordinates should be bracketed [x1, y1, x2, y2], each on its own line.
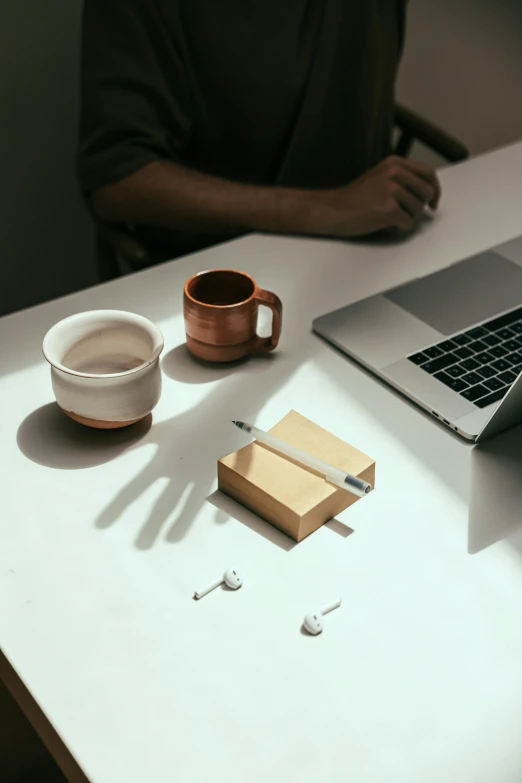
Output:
[0, 1, 95, 317]
[397, 0, 522, 164]
[1, 1, 522, 316]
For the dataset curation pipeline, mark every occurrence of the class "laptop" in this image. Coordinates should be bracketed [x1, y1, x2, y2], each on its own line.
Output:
[313, 235, 522, 442]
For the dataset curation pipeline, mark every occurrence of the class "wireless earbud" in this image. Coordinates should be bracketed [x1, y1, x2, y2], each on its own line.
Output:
[194, 568, 243, 600]
[303, 598, 341, 635]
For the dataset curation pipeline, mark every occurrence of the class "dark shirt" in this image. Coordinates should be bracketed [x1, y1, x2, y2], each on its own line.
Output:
[79, 0, 406, 260]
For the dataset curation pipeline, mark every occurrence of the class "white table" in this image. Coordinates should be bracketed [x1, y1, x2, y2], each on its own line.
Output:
[2, 142, 522, 783]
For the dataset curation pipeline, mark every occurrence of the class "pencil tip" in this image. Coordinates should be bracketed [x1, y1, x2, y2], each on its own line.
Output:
[232, 420, 237, 425]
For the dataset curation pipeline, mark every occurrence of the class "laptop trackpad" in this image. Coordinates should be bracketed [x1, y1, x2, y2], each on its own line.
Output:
[385, 251, 522, 335]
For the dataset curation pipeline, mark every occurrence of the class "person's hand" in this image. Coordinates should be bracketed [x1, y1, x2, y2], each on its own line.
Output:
[319, 156, 442, 238]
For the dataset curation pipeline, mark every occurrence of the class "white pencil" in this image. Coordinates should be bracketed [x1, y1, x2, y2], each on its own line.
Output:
[232, 421, 372, 497]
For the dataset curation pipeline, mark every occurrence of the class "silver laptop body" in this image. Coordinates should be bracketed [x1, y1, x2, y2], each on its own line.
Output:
[313, 236, 522, 442]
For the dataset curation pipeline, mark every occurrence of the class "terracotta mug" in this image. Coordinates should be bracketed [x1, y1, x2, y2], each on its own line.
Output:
[183, 269, 282, 362]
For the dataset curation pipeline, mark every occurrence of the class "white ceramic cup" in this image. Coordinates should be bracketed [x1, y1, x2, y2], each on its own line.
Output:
[43, 310, 164, 429]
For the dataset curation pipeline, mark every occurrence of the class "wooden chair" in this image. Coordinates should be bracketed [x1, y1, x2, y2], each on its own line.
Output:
[394, 102, 469, 162]
[96, 103, 470, 282]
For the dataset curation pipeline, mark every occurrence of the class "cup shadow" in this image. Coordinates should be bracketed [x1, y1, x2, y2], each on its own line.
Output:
[162, 343, 278, 385]
[16, 403, 152, 470]
[161, 344, 246, 384]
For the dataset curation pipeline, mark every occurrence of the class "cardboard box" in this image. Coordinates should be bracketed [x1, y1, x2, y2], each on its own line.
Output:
[217, 410, 375, 542]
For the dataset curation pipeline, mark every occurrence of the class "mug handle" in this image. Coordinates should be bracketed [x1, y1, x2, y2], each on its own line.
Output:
[254, 289, 283, 352]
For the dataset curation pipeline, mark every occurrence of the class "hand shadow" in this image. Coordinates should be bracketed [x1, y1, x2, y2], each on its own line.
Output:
[17, 403, 152, 470]
[95, 358, 296, 550]
[468, 423, 522, 555]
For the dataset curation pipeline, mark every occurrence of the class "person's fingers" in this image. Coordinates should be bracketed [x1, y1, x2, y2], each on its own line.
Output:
[395, 187, 425, 220]
[383, 156, 441, 209]
[391, 167, 435, 206]
[387, 200, 415, 233]
[400, 158, 442, 209]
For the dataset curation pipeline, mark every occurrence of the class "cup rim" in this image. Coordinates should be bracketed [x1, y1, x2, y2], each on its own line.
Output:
[42, 309, 165, 379]
[184, 268, 257, 308]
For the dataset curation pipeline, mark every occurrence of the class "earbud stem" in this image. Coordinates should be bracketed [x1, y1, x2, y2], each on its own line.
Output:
[194, 577, 223, 600]
[320, 598, 342, 616]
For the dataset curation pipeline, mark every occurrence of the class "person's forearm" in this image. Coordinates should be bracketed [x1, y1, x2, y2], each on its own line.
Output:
[91, 155, 442, 240]
[91, 159, 327, 237]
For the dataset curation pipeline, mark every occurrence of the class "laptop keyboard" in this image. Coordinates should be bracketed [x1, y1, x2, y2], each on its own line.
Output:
[408, 305, 522, 408]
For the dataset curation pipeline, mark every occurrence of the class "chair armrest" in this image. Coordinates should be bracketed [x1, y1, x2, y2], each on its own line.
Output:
[394, 102, 469, 163]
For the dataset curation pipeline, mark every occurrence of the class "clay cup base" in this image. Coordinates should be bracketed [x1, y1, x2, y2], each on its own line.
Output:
[62, 409, 146, 429]
[186, 335, 253, 363]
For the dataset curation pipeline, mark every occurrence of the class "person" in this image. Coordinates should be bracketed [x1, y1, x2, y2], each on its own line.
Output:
[78, 0, 441, 268]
